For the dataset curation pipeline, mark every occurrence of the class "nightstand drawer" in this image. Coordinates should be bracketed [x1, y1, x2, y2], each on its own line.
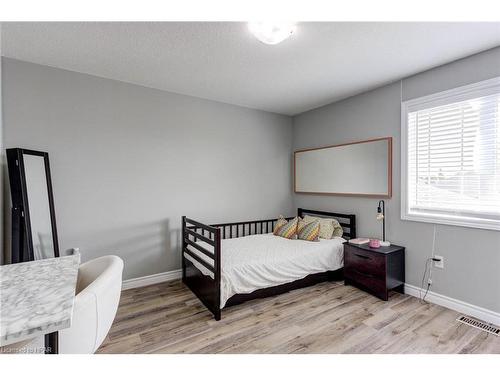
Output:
[344, 247, 385, 278]
[344, 268, 386, 296]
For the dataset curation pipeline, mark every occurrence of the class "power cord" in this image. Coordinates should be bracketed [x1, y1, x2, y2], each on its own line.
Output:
[419, 258, 433, 303]
[419, 225, 438, 303]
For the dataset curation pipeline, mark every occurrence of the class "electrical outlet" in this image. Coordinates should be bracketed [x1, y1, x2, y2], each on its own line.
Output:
[433, 255, 444, 269]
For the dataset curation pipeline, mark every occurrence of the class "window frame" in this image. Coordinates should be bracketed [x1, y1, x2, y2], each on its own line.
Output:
[401, 76, 500, 231]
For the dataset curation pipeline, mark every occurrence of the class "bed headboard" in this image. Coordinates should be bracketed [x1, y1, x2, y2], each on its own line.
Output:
[297, 208, 356, 240]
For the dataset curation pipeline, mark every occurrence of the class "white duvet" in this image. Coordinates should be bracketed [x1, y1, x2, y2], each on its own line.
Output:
[184, 233, 345, 308]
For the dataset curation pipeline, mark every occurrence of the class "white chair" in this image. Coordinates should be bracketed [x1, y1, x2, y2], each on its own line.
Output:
[59, 255, 124, 354]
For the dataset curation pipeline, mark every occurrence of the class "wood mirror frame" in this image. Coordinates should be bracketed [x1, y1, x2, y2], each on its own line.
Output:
[294, 137, 392, 198]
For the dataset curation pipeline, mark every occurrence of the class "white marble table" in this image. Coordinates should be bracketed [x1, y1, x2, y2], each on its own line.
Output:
[0, 254, 80, 349]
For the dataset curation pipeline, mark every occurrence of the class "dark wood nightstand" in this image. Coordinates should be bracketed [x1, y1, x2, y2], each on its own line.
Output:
[344, 242, 405, 301]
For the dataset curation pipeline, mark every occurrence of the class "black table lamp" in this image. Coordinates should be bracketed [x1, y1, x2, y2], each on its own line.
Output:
[376, 200, 391, 246]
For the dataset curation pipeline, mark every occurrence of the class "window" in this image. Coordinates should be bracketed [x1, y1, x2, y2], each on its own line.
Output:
[401, 77, 500, 231]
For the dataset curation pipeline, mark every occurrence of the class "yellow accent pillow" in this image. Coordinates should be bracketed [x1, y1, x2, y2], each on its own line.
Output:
[332, 222, 344, 238]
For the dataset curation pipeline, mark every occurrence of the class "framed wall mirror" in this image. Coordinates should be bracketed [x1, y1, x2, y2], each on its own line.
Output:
[7, 148, 60, 263]
[294, 137, 392, 198]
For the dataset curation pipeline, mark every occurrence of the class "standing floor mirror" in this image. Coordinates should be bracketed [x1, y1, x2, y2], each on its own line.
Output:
[7, 148, 60, 263]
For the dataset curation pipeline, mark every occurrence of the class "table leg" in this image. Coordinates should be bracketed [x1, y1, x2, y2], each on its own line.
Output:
[45, 332, 58, 354]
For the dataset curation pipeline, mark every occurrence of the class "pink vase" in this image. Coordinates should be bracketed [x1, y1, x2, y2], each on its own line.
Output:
[369, 239, 380, 248]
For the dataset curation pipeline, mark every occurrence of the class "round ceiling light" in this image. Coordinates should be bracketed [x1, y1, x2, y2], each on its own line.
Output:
[248, 22, 296, 45]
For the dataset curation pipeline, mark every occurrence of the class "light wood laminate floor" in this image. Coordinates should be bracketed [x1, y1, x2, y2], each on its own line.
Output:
[97, 280, 499, 354]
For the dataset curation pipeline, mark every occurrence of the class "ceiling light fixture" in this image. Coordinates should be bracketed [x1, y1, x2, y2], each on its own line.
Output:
[248, 22, 296, 45]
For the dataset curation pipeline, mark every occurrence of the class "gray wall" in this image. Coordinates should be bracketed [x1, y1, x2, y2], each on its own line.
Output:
[293, 47, 500, 313]
[1, 58, 294, 278]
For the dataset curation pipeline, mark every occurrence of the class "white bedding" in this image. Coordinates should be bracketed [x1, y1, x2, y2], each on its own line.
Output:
[184, 233, 345, 308]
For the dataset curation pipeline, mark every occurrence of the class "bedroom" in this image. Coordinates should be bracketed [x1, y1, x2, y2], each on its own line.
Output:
[0, 1, 499, 371]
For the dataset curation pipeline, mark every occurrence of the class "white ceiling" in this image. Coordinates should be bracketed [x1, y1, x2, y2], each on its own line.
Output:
[2, 22, 500, 115]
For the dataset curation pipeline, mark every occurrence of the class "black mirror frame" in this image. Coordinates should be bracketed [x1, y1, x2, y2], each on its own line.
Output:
[6, 148, 60, 263]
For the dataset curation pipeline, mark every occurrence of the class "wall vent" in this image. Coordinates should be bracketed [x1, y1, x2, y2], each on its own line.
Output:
[457, 315, 500, 336]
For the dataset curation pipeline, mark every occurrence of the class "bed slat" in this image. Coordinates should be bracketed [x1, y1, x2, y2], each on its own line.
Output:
[184, 247, 215, 273]
[185, 238, 215, 260]
[185, 228, 216, 246]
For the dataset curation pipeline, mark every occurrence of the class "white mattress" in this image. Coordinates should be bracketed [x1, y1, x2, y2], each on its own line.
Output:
[184, 233, 345, 308]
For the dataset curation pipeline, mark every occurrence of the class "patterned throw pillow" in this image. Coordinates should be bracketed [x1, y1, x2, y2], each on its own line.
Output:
[273, 215, 288, 234]
[303, 215, 334, 239]
[297, 218, 320, 242]
[274, 216, 299, 239]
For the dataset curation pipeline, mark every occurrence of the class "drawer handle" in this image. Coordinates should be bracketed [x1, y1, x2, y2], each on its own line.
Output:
[354, 253, 371, 260]
[352, 269, 377, 279]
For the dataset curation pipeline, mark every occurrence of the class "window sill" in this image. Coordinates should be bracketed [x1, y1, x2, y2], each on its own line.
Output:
[401, 212, 500, 231]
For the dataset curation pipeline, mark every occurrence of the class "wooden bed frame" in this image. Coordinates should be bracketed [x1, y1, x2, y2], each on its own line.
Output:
[182, 208, 356, 320]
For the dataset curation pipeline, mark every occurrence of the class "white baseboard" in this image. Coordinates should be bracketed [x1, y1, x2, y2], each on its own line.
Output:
[122, 269, 182, 290]
[404, 283, 500, 326]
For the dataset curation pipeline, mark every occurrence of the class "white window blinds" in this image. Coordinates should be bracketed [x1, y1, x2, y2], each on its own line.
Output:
[402, 77, 500, 230]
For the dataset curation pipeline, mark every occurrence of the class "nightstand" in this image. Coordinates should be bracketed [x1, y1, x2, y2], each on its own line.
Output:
[344, 242, 405, 301]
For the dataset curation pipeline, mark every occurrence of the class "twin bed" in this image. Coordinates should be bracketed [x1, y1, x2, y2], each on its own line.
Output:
[182, 208, 356, 320]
